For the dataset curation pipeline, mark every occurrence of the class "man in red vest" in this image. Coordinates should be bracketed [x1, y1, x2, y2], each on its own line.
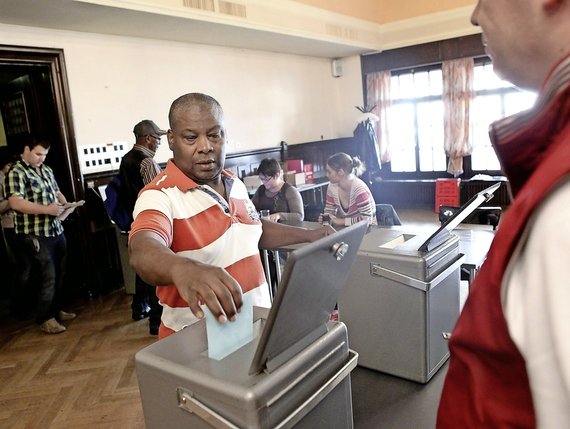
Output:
[437, 1, 570, 428]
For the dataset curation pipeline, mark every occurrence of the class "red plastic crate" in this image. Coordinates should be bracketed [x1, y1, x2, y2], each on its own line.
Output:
[436, 178, 460, 197]
[435, 179, 460, 213]
[435, 195, 460, 213]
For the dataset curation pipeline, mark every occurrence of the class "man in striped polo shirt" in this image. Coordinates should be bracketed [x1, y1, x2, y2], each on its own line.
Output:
[7, 136, 76, 334]
[129, 93, 334, 338]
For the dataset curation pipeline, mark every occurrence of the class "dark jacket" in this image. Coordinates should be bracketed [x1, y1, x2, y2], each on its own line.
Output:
[118, 146, 148, 218]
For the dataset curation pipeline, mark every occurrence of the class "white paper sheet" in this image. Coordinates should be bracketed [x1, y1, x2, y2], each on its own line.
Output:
[205, 293, 253, 360]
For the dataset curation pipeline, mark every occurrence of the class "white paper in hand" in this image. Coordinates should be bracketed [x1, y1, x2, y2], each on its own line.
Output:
[205, 293, 253, 360]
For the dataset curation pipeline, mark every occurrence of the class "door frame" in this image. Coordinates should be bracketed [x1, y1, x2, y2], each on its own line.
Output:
[0, 44, 83, 200]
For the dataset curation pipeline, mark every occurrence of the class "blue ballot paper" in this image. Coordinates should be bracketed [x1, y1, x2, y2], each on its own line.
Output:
[204, 293, 254, 360]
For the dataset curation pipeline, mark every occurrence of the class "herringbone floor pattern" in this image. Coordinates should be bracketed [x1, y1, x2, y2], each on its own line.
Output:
[0, 290, 156, 429]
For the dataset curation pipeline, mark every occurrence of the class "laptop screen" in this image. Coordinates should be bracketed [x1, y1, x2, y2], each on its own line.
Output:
[417, 182, 501, 252]
[249, 221, 368, 375]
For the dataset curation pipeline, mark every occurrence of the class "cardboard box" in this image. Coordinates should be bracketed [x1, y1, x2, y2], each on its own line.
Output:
[285, 171, 306, 187]
[243, 175, 262, 189]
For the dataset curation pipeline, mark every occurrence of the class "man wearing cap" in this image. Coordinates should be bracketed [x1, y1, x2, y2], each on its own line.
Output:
[118, 119, 166, 335]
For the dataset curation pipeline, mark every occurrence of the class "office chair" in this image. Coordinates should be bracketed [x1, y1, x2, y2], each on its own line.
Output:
[438, 205, 501, 230]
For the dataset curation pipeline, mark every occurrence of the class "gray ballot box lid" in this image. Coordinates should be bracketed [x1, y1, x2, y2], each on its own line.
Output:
[418, 182, 501, 253]
[249, 220, 368, 375]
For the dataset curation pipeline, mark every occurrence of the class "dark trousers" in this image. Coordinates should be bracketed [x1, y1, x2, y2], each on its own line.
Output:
[2, 228, 18, 313]
[132, 274, 162, 329]
[15, 233, 67, 324]
[10, 232, 36, 318]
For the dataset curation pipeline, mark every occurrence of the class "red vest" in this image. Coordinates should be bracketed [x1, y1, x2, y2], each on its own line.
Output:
[437, 81, 570, 428]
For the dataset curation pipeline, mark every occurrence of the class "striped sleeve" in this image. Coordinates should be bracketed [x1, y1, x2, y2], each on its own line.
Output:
[140, 158, 162, 185]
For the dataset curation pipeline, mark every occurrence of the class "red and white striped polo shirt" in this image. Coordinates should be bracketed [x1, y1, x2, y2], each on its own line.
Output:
[130, 160, 270, 338]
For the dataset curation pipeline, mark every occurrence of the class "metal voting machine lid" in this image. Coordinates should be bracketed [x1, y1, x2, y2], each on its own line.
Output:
[249, 221, 368, 375]
[418, 182, 501, 253]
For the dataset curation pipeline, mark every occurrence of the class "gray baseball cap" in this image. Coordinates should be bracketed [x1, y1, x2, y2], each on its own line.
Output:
[133, 120, 167, 137]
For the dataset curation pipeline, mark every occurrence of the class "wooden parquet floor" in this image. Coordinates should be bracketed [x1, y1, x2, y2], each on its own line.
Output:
[0, 290, 156, 429]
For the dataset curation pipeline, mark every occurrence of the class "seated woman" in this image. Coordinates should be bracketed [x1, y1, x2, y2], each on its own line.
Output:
[322, 152, 377, 227]
[252, 158, 304, 294]
[252, 158, 304, 223]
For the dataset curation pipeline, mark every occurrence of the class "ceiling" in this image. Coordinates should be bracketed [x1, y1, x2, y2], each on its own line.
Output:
[0, 0, 383, 58]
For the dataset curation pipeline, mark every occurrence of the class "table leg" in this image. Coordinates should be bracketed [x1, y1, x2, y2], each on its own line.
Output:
[262, 249, 273, 302]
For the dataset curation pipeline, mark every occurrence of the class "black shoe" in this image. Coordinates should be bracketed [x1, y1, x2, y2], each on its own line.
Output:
[149, 325, 159, 336]
[132, 311, 149, 321]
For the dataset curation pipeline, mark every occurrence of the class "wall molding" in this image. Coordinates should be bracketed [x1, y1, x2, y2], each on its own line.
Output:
[378, 6, 479, 52]
[2, 1, 478, 58]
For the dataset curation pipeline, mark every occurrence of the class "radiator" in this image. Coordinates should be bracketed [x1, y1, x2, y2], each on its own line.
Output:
[460, 180, 511, 207]
[373, 181, 435, 207]
[372, 179, 511, 209]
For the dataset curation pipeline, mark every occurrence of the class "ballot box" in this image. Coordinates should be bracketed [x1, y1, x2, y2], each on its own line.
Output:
[136, 312, 357, 429]
[136, 221, 368, 428]
[338, 183, 500, 383]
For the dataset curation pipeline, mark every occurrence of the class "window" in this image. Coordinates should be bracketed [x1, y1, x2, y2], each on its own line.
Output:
[389, 68, 446, 173]
[470, 62, 536, 171]
[386, 61, 536, 175]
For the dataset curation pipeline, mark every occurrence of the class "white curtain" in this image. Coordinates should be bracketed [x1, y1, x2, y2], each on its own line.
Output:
[366, 71, 392, 163]
[443, 58, 474, 176]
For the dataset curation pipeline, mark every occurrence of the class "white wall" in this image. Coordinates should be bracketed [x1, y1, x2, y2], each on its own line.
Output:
[0, 23, 364, 164]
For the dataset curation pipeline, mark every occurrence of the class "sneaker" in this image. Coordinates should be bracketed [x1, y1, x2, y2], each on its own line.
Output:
[40, 318, 66, 334]
[58, 310, 77, 321]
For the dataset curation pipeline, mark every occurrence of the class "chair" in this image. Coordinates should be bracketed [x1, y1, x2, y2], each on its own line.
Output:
[375, 204, 402, 226]
[438, 205, 501, 230]
[439, 204, 501, 288]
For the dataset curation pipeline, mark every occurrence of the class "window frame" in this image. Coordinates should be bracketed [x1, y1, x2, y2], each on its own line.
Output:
[378, 59, 515, 180]
[361, 35, 506, 180]
[388, 65, 447, 176]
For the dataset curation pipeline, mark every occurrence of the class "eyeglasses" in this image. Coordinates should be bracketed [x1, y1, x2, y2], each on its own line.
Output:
[258, 175, 273, 183]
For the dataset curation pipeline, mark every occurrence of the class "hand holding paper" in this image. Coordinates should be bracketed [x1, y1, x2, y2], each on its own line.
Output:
[57, 200, 85, 221]
[205, 293, 253, 360]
